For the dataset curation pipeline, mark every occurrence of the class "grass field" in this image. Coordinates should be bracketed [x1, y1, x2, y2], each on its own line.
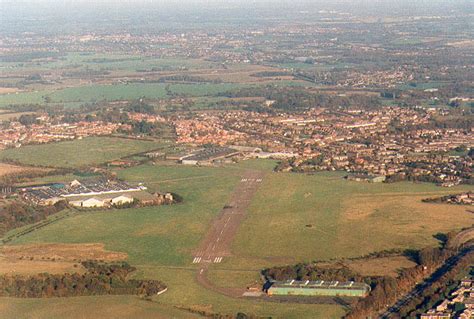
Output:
[0, 137, 165, 168]
[0, 296, 202, 319]
[3, 162, 346, 318]
[0, 111, 35, 121]
[231, 172, 474, 268]
[8, 164, 242, 265]
[3, 162, 472, 318]
[0, 53, 217, 74]
[0, 163, 40, 177]
[0, 83, 250, 107]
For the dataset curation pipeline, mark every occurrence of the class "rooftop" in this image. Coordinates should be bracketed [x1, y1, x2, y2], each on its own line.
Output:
[269, 280, 370, 291]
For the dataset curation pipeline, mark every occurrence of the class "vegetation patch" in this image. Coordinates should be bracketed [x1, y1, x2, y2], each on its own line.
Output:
[0, 261, 166, 298]
[232, 172, 473, 264]
[0, 137, 161, 168]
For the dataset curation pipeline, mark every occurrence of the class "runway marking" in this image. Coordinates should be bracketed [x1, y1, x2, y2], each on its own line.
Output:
[200, 268, 204, 274]
[213, 257, 223, 263]
[192, 257, 202, 264]
[257, 179, 262, 182]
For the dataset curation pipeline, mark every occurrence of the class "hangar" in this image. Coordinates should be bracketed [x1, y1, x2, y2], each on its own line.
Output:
[266, 280, 370, 297]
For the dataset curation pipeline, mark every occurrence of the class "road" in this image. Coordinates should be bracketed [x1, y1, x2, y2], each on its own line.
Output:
[379, 245, 474, 318]
[192, 169, 265, 297]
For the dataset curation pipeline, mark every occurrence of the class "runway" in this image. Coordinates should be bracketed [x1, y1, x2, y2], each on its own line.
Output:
[192, 169, 265, 266]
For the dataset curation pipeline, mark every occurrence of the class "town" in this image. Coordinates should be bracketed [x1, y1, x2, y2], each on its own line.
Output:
[1, 102, 472, 187]
[0, 0, 472, 318]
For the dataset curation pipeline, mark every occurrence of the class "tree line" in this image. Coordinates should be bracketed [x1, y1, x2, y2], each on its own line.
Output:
[0, 261, 166, 298]
[261, 231, 464, 318]
[0, 201, 68, 237]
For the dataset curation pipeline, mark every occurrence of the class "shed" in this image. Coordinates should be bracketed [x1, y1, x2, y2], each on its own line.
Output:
[70, 197, 105, 208]
[111, 195, 134, 205]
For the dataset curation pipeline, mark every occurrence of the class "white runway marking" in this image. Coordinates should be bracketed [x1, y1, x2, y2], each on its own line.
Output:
[200, 268, 204, 274]
[213, 257, 223, 263]
[192, 257, 202, 264]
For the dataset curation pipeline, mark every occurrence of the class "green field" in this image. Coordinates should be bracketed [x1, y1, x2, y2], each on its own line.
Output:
[3, 162, 346, 318]
[231, 172, 474, 267]
[0, 53, 217, 74]
[0, 137, 165, 168]
[9, 164, 241, 265]
[0, 83, 250, 107]
[0, 296, 201, 319]
[3, 161, 472, 318]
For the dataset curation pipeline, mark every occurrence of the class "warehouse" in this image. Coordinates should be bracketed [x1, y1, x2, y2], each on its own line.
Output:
[266, 280, 370, 297]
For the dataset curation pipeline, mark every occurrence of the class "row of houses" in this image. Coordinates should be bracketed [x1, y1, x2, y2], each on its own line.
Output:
[421, 278, 474, 319]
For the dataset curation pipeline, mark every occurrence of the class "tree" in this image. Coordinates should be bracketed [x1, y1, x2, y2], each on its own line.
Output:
[18, 114, 37, 126]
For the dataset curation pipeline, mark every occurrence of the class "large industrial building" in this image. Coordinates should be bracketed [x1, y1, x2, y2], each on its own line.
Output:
[20, 179, 173, 208]
[266, 280, 371, 297]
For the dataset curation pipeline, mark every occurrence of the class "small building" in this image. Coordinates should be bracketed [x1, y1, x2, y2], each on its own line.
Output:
[70, 197, 106, 208]
[346, 174, 386, 183]
[70, 180, 81, 187]
[181, 159, 199, 165]
[111, 195, 134, 205]
[153, 192, 174, 204]
[465, 298, 474, 309]
[266, 280, 370, 297]
[180, 147, 240, 166]
[420, 312, 452, 319]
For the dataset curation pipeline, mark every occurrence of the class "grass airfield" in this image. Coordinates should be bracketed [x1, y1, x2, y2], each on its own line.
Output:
[1, 160, 472, 318]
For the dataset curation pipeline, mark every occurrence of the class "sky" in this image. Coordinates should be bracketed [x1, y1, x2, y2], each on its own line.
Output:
[2, 0, 472, 34]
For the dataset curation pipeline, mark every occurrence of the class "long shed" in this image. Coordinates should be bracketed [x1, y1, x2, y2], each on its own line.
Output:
[267, 280, 370, 297]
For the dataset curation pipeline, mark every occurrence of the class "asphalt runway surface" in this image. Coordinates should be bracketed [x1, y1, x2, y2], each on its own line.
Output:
[192, 169, 265, 265]
[192, 169, 265, 297]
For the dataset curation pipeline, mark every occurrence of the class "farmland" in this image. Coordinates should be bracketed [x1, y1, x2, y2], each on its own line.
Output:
[0, 51, 303, 109]
[0, 137, 166, 168]
[0, 83, 252, 107]
[0, 163, 39, 177]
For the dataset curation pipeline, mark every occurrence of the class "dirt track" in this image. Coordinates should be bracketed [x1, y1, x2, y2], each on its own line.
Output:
[448, 226, 474, 248]
[193, 169, 265, 297]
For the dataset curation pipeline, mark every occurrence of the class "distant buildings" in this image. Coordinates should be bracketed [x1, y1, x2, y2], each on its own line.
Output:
[346, 173, 386, 183]
[421, 277, 474, 319]
[180, 147, 240, 165]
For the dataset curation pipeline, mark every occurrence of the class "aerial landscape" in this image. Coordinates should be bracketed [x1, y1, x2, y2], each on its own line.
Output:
[0, 0, 473, 318]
